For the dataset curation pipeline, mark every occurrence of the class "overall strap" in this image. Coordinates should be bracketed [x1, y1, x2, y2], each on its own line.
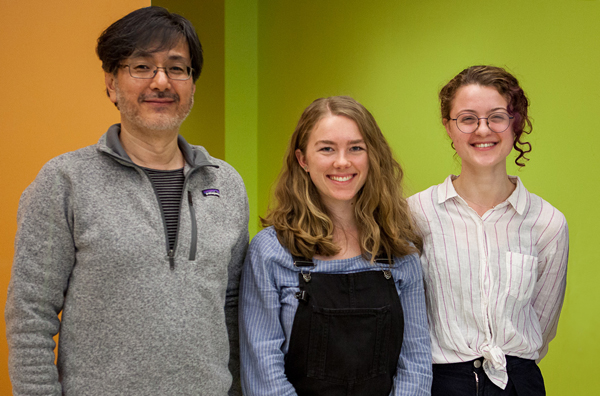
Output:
[292, 255, 315, 301]
[374, 255, 393, 265]
[291, 255, 315, 268]
[292, 255, 316, 285]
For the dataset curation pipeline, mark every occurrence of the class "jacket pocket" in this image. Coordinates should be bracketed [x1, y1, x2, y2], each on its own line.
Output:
[306, 305, 392, 383]
[504, 252, 538, 301]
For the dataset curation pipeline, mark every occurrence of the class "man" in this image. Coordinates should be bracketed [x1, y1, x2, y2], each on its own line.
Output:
[5, 7, 248, 395]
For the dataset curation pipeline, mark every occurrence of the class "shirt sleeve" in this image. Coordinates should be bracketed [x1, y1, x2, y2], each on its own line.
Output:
[225, 190, 250, 396]
[392, 253, 433, 396]
[532, 215, 569, 361]
[5, 162, 73, 396]
[239, 233, 298, 396]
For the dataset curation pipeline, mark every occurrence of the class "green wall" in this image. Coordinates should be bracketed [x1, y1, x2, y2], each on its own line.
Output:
[158, 1, 598, 393]
[224, 0, 258, 236]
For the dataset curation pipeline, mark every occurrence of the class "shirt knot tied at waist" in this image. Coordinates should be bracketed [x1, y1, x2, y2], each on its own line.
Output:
[481, 345, 508, 389]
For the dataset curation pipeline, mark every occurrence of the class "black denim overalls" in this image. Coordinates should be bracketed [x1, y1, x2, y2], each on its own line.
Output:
[284, 256, 404, 396]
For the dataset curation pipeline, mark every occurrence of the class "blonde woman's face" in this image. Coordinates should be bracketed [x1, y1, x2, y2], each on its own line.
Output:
[295, 115, 369, 211]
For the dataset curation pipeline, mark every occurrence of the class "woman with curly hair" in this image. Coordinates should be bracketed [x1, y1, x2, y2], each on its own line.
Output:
[408, 65, 569, 395]
[239, 96, 432, 395]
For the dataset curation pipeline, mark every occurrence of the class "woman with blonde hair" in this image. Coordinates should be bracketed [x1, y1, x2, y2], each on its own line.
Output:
[408, 66, 568, 395]
[239, 96, 431, 395]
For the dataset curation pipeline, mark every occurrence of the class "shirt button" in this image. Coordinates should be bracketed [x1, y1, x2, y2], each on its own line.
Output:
[473, 360, 482, 368]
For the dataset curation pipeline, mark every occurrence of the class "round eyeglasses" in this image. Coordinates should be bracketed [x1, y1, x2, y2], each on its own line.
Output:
[120, 62, 194, 81]
[450, 112, 514, 134]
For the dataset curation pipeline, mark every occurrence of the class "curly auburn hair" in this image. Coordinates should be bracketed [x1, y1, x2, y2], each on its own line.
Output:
[439, 65, 533, 167]
[262, 96, 422, 262]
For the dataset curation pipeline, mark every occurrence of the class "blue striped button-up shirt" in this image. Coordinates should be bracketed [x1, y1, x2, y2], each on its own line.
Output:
[239, 227, 432, 395]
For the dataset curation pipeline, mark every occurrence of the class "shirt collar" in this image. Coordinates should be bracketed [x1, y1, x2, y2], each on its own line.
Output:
[437, 175, 460, 204]
[438, 174, 528, 215]
[101, 124, 218, 169]
[506, 176, 528, 215]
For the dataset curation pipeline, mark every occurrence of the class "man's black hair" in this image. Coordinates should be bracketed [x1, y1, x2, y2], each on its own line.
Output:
[96, 6, 203, 82]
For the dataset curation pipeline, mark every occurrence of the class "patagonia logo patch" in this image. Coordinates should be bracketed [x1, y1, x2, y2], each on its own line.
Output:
[202, 189, 220, 197]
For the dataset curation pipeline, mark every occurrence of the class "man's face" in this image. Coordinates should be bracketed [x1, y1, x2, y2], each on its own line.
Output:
[105, 39, 195, 133]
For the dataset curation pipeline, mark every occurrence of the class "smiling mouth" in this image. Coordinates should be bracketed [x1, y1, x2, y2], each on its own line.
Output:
[145, 99, 174, 104]
[139, 92, 179, 104]
[329, 175, 354, 182]
[472, 142, 496, 148]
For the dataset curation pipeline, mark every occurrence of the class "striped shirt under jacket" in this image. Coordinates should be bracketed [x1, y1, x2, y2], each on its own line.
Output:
[408, 175, 569, 390]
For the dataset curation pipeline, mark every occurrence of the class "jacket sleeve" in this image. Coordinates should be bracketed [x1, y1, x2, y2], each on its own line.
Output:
[5, 161, 74, 396]
[392, 253, 433, 396]
[226, 182, 250, 396]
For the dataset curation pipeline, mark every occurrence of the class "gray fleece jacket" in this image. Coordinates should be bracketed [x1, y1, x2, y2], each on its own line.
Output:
[5, 124, 249, 396]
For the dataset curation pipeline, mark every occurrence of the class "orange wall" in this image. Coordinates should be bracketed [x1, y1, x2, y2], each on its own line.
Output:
[0, 0, 149, 392]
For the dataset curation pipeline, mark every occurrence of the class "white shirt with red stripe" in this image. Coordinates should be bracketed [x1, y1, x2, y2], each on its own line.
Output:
[408, 175, 568, 389]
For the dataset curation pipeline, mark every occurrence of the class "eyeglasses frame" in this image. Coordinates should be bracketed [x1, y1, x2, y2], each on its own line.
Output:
[450, 113, 515, 134]
[119, 64, 194, 81]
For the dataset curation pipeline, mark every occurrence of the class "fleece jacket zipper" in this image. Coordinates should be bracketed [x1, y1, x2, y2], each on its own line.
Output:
[164, 169, 201, 270]
[187, 190, 197, 261]
[145, 167, 201, 270]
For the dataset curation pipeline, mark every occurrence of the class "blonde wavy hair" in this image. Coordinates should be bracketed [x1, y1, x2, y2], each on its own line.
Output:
[262, 96, 422, 261]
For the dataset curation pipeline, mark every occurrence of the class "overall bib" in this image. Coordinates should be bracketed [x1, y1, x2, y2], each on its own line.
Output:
[284, 257, 404, 396]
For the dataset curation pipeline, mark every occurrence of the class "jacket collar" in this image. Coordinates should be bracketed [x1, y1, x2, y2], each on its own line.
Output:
[99, 124, 218, 169]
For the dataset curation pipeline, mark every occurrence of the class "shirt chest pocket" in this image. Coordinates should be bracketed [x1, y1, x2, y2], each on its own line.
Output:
[504, 252, 538, 301]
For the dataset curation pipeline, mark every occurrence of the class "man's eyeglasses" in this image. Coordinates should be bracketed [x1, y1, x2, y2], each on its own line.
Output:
[120, 62, 194, 81]
[450, 112, 514, 134]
